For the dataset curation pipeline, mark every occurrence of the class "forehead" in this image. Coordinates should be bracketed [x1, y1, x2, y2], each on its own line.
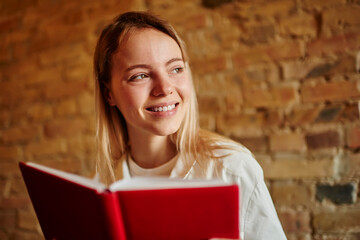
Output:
[113, 28, 183, 63]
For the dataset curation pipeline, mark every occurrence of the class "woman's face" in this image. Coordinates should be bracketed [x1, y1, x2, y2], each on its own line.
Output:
[108, 28, 192, 138]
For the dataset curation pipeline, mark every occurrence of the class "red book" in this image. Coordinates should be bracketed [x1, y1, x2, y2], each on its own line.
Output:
[19, 161, 240, 240]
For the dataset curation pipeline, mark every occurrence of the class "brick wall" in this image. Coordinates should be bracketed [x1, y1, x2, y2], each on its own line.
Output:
[0, 0, 359, 239]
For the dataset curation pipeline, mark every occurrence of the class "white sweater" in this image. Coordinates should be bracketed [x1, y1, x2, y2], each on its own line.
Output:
[120, 144, 287, 240]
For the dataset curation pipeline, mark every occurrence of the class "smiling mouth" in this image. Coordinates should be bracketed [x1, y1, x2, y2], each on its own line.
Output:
[146, 103, 178, 112]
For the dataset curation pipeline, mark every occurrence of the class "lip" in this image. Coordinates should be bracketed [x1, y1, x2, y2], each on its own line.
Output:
[145, 102, 179, 117]
[145, 101, 179, 110]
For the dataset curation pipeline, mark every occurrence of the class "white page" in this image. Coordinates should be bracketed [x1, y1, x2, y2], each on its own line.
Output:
[26, 162, 106, 192]
[109, 177, 230, 192]
[26, 162, 231, 193]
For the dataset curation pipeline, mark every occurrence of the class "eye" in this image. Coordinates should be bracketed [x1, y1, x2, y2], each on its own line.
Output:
[129, 73, 148, 81]
[171, 67, 184, 74]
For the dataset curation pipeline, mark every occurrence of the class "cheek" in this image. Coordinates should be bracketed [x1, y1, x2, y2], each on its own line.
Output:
[177, 77, 193, 101]
[116, 88, 146, 115]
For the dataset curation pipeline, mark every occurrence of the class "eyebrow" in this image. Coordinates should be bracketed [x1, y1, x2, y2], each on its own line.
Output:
[124, 57, 184, 72]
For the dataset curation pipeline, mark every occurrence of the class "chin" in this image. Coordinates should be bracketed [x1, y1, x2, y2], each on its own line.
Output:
[150, 126, 179, 137]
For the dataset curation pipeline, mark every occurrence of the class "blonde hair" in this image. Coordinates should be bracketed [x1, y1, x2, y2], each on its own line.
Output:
[93, 11, 235, 185]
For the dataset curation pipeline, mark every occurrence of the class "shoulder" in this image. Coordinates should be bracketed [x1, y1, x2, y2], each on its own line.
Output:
[197, 130, 264, 183]
[212, 141, 264, 184]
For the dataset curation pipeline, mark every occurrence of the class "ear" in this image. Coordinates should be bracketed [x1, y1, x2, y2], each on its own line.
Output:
[103, 87, 116, 106]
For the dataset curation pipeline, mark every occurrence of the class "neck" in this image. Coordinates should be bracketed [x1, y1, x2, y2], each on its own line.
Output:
[128, 131, 177, 169]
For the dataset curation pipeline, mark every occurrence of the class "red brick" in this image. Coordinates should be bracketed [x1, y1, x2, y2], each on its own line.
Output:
[0, 16, 21, 33]
[0, 161, 20, 176]
[243, 84, 299, 108]
[44, 117, 90, 138]
[270, 132, 307, 152]
[0, 40, 12, 63]
[43, 24, 88, 49]
[204, 18, 241, 50]
[195, 74, 227, 95]
[278, 210, 311, 233]
[307, 33, 360, 56]
[339, 103, 360, 122]
[340, 153, 360, 178]
[22, 66, 62, 88]
[192, 55, 228, 74]
[303, 0, 346, 10]
[55, 99, 78, 117]
[0, 179, 6, 196]
[0, 146, 20, 160]
[85, 115, 96, 135]
[271, 182, 311, 206]
[0, 88, 43, 110]
[12, 42, 29, 61]
[322, 4, 360, 36]
[281, 59, 324, 80]
[66, 136, 91, 156]
[313, 210, 360, 233]
[0, 109, 10, 129]
[44, 81, 88, 101]
[0, 59, 37, 82]
[24, 139, 67, 157]
[199, 114, 215, 131]
[314, 105, 342, 123]
[0, 0, 37, 15]
[327, 55, 357, 75]
[84, 1, 134, 23]
[279, 13, 317, 37]
[301, 81, 360, 103]
[35, 157, 82, 174]
[239, 23, 275, 44]
[0, 210, 16, 228]
[259, 158, 333, 180]
[8, 177, 28, 196]
[264, 110, 284, 127]
[9, 230, 43, 240]
[346, 125, 360, 149]
[27, 104, 53, 122]
[224, 88, 243, 113]
[243, 63, 280, 82]
[235, 0, 296, 19]
[266, 41, 305, 61]
[181, 14, 209, 30]
[281, 57, 352, 81]
[0, 197, 30, 209]
[232, 136, 268, 152]
[18, 209, 38, 230]
[0, 125, 40, 144]
[306, 130, 341, 149]
[37, 43, 86, 67]
[198, 95, 223, 114]
[10, 106, 31, 126]
[287, 106, 321, 126]
[313, 233, 360, 240]
[216, 112, 265, 136]
[4, 30, 30, 47]
[233, 41, 304, 67]
[0, 229, 8, 240]
[64, 63, 91, 83]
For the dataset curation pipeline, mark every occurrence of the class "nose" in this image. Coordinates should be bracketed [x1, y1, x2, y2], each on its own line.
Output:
[151, 73, 173, 97]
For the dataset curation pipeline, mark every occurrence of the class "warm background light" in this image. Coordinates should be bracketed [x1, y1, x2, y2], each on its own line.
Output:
[0, 0, 359, 239]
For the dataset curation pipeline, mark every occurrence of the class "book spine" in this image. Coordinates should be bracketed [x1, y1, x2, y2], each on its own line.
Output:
[100, 191, 127, 240]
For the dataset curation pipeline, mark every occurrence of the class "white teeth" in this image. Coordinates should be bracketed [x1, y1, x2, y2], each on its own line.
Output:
[152, 104, 176, 112]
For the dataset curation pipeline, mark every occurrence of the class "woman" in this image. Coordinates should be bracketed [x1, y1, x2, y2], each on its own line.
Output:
[93, 11, 286, 240]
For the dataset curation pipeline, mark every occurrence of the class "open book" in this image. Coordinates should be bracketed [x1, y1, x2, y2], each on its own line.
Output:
[19, 161, 240, 240]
